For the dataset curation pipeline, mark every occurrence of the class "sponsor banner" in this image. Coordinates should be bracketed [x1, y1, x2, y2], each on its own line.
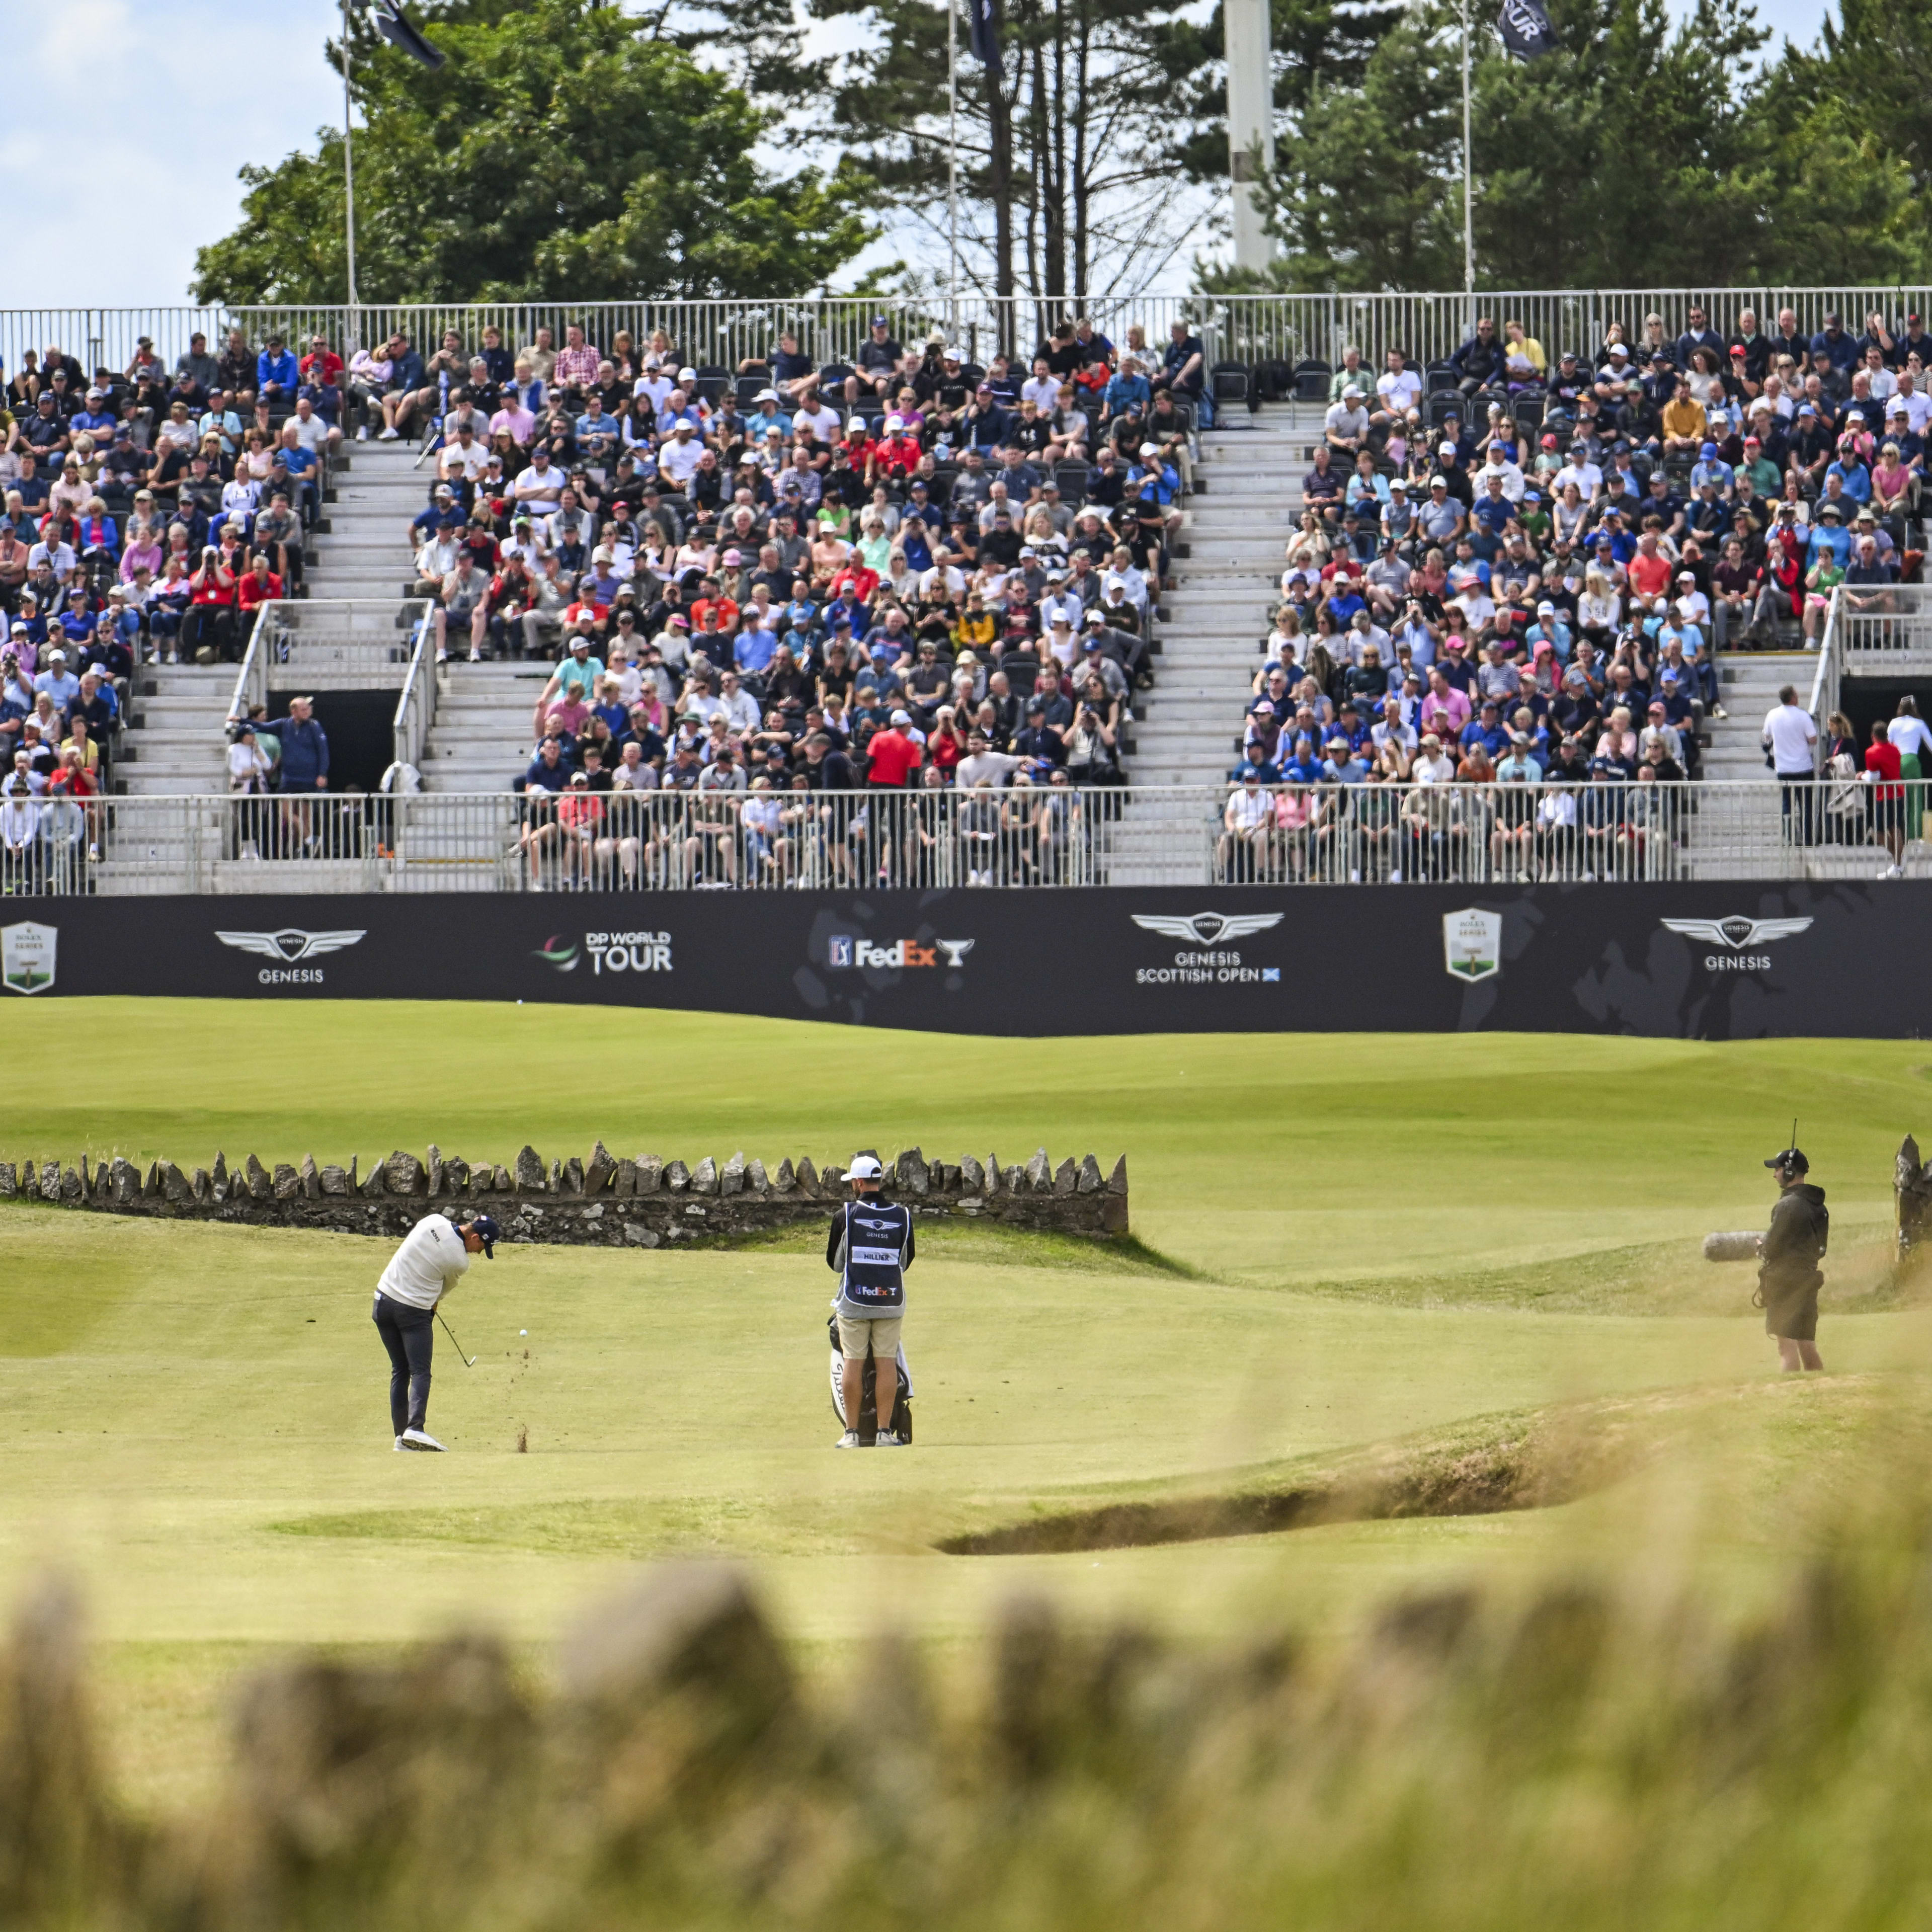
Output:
[0, 883, 1924, 1037]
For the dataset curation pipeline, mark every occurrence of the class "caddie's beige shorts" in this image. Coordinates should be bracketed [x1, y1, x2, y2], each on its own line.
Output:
[837, 1314, 902, 1361]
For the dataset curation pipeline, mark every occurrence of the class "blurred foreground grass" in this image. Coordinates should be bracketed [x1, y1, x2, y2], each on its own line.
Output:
[10, 1378, 1932, 1929]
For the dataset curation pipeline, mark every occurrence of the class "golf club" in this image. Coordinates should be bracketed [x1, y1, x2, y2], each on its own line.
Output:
[437, 1308, 477, 1367]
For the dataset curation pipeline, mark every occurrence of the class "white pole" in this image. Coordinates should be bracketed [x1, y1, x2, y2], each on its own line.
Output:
[342, 0, 360, 343]
[1224, 0, 1275, 274]
[1461, 0, 1474, 301]
[948, 0, 960, 335]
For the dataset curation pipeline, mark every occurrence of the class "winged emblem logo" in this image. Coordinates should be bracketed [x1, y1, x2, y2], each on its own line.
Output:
[1659, 917, 1813, 949]
[215, 928, 368, 963]
[1132, 912, 1284, 946]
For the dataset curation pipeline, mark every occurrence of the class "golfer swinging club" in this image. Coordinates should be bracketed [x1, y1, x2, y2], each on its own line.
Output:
[1758, 1140, 1828, 1373]
[374, 1212, 501, 1451]
[828, 1155, 914, 1448]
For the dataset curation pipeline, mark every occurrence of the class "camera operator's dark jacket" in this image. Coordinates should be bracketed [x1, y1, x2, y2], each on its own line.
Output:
[1760, 1182, 1828, 1289]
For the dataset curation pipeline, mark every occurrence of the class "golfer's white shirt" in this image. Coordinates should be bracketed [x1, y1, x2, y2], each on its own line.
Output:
[378, 1214, 470, 1310]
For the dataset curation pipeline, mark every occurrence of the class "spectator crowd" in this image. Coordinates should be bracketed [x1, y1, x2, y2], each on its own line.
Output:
[346, 313, 1211, 882]
[1218, 304, 1924, 880]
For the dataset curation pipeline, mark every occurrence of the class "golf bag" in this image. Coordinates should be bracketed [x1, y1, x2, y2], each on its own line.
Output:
[828, 1313, 914, 1443]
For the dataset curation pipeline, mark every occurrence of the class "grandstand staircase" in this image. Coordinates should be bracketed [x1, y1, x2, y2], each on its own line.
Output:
[303, 439, 426, 602]
[420, 661, 555, 791]
[1104, 403, 1313, 881]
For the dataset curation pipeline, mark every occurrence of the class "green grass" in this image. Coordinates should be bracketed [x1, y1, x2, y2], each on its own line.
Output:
[3, 1000, 1931, 1814]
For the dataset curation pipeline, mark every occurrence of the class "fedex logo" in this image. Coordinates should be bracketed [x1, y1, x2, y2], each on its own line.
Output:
[828, 936, 976, 970]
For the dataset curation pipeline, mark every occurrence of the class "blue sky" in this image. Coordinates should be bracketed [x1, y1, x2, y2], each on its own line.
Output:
[9, 0, 1837, 308]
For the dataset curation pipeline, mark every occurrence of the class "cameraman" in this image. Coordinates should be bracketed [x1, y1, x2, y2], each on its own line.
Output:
[1759, 1143, 1828, 1372]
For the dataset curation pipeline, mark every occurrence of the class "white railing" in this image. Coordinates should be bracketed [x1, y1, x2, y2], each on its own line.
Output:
[225, 600, 430, 700]
[1834, 580, 1932, 676]
[0, 781, 1907, 898]
[390, 609, 439, 777]
[13, 288, 1932, 380]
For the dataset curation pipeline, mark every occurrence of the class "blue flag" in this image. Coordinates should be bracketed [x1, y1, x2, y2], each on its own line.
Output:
[968, 0, 1000, 66]
[367, 0, 446, 69]
[1496, 0, 1557, 57]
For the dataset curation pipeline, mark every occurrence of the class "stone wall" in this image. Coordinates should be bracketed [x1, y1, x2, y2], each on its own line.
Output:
[0, 1144, 1129, 1249]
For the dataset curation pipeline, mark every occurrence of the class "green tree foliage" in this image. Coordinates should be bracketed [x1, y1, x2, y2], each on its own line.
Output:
[191, 0, 874, 304]
[1206, 0, 1929, 293]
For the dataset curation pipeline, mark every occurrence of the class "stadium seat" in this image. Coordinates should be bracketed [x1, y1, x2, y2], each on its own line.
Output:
[1512, 393, 1545, 434]
[736, 375, 767, 407]
[1425, 361, 1458, 393]
[1292, 358, 1331, 402]
[693, 365, 729, 404]
[1055, 459, 1091, 506]
[1211, 362, 1255, 425]
[819, 362, 854, 389]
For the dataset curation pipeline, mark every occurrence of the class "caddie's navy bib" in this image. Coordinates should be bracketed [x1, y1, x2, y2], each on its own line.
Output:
[839, 1199, 911, 1312]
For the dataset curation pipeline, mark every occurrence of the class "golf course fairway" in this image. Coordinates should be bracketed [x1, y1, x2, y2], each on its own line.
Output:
[3, 999, 1929, 1812]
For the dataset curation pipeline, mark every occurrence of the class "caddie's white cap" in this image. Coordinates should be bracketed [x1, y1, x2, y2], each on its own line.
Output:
[848, 1154, 884, 1179]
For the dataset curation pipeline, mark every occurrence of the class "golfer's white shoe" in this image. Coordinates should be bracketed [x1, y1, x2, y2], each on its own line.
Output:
[875, 1429, 905, 1447]
[835, 1430, 864, 1448]
[393, 1435, 405, 1452]
[400, 1428, 446, 1452]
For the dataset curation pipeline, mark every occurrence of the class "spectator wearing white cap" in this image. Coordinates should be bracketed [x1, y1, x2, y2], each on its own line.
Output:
[1325, 385, 1371, 455]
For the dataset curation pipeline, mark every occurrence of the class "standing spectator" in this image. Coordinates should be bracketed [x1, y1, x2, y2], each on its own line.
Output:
[1763, 684, 1818, 843]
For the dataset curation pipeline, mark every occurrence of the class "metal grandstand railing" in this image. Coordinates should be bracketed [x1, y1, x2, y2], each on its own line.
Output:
[0, 781, 1910, 898]
[11, 289, 1932, 381]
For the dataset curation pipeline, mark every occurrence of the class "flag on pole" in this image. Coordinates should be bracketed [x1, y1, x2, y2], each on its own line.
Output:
[968, 0, 1000, 65]
[1495, 0, 1558, 57]
[367, 0, 446, 69]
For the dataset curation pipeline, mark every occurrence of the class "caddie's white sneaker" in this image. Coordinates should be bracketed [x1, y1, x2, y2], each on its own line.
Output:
[400, 1428, 446, 1452]
[835, 1430, 864, 1448]
[394, 1435, 405, 1451]
[874, 1429, 904, 1447]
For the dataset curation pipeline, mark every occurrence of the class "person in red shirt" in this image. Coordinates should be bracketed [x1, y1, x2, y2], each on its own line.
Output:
[868, 420, 922, 481]
[828, 560, 880, 604]
[865, 711, 923, 787]
[1867, 720, 1906, 874]
[299, 336, 345, 388]
[235, 554, 284, 615]
[1627, 530, 1674, 603]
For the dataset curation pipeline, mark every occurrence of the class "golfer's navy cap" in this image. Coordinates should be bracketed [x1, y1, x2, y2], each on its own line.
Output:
[470, 1213, 502, 1257]
[1765, 1147, 1808, 1173]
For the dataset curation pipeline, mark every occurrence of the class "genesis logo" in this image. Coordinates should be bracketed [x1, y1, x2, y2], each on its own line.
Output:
[535, 935, 581, 972]
[1660, 915, 1813, 973]
[1132, 911, 1283, 986]
[1132, 912, 1284, 947]
[215, 927, 365, 987]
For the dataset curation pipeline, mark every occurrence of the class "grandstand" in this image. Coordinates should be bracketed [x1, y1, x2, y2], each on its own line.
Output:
[4, 293, 1931, 896]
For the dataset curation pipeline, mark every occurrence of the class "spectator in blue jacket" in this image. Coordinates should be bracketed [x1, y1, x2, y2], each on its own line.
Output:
[257, 336, 300, 404]
[1810, 313, 1859, 373]
[242, 695, 329, 790]
[1103, 357, 1152, 421]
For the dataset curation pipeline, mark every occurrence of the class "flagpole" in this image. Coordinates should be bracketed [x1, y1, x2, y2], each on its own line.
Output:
[342, 0, 360, 348]
[1461, 0, 1474, 304]
[948, 0, 960, 337]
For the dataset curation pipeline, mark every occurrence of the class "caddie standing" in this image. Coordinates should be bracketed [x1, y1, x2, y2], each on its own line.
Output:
[374, 1211, 499, 1451]
[827, 1154, 914, 1448]
[1758, 1143, 1827, 1374]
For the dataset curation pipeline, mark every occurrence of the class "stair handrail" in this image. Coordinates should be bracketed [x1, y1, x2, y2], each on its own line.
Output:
[1808, 585, 1843, 772]
[390, 604, 438, 780]
[226, 599, 289, 723]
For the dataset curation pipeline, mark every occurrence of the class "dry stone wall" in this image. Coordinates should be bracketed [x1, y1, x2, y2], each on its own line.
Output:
[0, 1144, 1129, 1249]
